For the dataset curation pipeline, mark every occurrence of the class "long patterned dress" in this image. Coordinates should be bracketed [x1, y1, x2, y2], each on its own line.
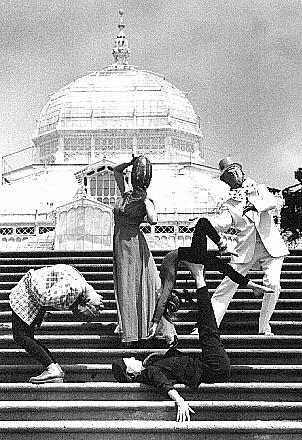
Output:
[113, 191, 160, 343]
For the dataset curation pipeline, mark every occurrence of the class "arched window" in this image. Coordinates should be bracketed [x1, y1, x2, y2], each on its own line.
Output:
[85, 166, 120, 207]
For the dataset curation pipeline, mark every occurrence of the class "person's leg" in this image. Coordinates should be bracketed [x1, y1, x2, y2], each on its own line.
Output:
[153, 249, 179, 324]
[258, 255, 284, 335]
[196, 286, 230, 382]
[178, 260, 229, 379]
[12, 312, 55, 367]
[12, 312, 64, 383]
[181, 222, 243, 335]
[191, 218, 220, 258]
[205, 253, 249, 286]
[179, 217, 225, 264]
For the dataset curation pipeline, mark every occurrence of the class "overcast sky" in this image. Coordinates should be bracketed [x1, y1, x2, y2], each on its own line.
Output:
[1, 0, 302, 189]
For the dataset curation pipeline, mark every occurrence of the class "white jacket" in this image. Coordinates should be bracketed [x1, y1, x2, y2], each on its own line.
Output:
[211, 183, 289, 264]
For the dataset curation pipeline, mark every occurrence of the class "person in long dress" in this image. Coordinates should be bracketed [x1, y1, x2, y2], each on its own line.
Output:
[113, 156, 176, 345]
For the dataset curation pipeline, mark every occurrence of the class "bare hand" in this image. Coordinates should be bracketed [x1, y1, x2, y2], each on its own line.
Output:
[146, 322, 158, 339]
[176, 400, 195, 422]
[143, 352, 156, 366]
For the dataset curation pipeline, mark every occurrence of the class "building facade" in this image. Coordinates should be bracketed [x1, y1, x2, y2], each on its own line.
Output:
[0, 11, 242, 251]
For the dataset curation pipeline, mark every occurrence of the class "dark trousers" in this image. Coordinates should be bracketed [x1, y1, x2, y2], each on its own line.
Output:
[178, 217, 248, 286]
[196, 286, 230, 382]
[12, 311, 56, 368]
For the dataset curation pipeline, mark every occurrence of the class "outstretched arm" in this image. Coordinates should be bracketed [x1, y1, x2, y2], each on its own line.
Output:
[142, 364, 195, 422]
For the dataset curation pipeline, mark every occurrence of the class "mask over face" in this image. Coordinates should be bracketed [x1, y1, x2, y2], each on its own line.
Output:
[221, 165, 245, 189]
[123, 357, 143, 377]
[131, 156, 152, 190]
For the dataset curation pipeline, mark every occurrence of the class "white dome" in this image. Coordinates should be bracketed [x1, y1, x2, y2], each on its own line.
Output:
[35, 68, 201, 136]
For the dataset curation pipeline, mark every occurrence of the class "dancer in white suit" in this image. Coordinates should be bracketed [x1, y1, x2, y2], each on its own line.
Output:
[207, 158, 288, 335]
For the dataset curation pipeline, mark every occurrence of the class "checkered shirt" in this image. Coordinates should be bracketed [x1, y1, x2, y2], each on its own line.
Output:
[9, 264, 89, 325]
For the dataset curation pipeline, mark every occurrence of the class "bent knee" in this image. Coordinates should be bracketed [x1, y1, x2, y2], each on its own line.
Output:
[195, 217, 209, 227]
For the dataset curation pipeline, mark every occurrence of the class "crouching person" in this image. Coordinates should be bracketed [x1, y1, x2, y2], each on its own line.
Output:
[112, 265, 230, 422]
[9, 264, 103, 384]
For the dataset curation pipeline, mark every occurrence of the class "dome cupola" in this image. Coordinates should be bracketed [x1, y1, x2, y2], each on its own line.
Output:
[33, 11, 203, 166]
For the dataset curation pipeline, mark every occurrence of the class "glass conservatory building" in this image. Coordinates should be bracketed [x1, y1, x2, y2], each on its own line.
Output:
[0, 11, 228, 251]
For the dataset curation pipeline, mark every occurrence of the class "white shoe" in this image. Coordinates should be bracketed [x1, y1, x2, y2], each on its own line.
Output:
[29, 363, 64, 384]
[259, 330, 275, 336]
[259, 323, 274, 336]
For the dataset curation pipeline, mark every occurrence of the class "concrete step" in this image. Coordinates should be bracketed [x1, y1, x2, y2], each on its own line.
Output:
[177, 309, 302, 322]
[0, 321, 118, 335]
[2, 308, 302, 324]
[1, 260, 302, 273]
[1, 270, 301, 281]
[1, 333, 302, 349]
[0, 298, 118, 311]
[0, 280, 116, 291]
[0, 399, 302, 421]
[1, 347, 301, 366]
[0, 250, 300, 266]
[1, 420, 302, 440]
[0, 363, 111, 383]
[0, 289, 116, 300]
[175, 320, 302, 335]
[228, 298, 302, 310]
[2, 268, 302, 280]
[0, 249, 301, 437]
[0, 264, 115, 274]
[3, 297, 302, 315]
[1, 318, 301, 336]
[0, 248, 300, 260]
[1, 278, 302, 292]
[0, 309, 117, 322]
[0, 363, 301, 383]
[2, 288, 302, 303]
[0, 382, 302, 402]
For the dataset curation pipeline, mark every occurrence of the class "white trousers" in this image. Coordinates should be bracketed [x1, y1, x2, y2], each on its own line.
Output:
[211, 239, 284, 334]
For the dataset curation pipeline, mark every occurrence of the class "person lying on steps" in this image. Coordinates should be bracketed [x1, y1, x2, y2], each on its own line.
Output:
[9, 264, 103, 384]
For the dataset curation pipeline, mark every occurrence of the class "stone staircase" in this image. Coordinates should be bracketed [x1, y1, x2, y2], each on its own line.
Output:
[0, 250, 302, 439]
